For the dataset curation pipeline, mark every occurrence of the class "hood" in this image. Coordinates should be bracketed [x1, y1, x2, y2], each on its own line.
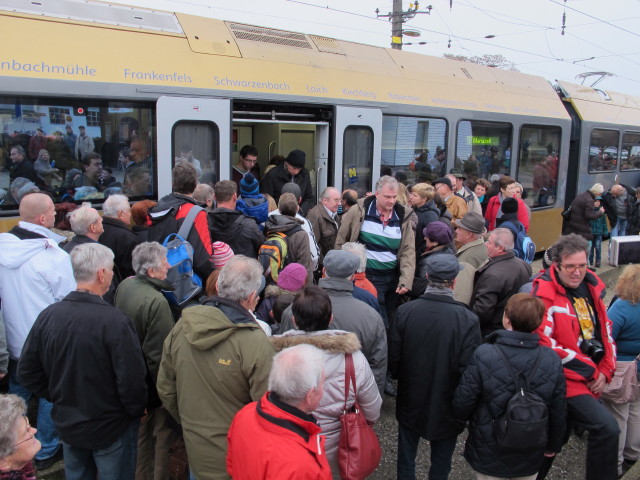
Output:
[208, 208, 244, 233]
[317, 276, 353, 294]
[150, 193, 198, 223]
[263, 284, 298, 298]
[180, 297, 260, 350]
[271, 329, 361, 353]
[0, 233, 57, 269]
[265, 214, 302, 233]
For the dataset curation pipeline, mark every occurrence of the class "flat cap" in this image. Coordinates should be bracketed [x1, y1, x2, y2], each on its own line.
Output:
[425, 253, 463, 281]
[433, 177, 453, 190]
[324, 250, 360, 279]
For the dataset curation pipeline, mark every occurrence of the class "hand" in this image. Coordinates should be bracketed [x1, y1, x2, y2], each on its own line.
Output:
[599, 207, 605, 214]
[0, 373, 5, 379]
[396, 286, 409, 295]
[544, 451, 556, 458]
[588, 370, 607, 394]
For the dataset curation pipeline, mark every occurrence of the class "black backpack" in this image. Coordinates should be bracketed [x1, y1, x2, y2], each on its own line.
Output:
[493, 346, 549, 451]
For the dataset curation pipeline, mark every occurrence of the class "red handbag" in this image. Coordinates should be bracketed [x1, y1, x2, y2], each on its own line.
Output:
[338, 353, 382, 480]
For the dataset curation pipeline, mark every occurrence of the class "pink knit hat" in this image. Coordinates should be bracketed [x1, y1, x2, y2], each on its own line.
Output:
[277, 263, 307, 291]
[211, 242, 234, 269]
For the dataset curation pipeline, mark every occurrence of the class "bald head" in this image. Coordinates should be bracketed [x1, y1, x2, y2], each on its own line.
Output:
[19, 193, 55, 228]
[611, 185, 625, 197]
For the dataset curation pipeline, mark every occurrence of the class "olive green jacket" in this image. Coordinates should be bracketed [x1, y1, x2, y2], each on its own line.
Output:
[157, 298, 274, 480]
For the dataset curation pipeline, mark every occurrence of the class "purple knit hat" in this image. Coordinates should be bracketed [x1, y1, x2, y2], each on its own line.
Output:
[277, 263, 307, 291]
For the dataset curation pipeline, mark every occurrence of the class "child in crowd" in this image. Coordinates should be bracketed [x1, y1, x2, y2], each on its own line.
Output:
[255, 262, 307, 326]
[235, 173, 269, 227]
[589, 196, 608, 268]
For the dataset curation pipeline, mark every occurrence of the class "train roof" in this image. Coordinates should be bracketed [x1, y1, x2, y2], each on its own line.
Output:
[0, 0, 569, 120]
[557, 81, 640, 127]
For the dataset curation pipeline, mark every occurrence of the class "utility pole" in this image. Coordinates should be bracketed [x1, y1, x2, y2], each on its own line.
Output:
[376, 1, 432, 50]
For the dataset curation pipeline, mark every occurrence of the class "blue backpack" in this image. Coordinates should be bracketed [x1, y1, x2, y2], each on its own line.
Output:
[501, 220, 536, 264]
[160, 205, 204, 306]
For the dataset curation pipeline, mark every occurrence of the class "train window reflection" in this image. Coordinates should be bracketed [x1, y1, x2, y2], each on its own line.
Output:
[381, 116, 447, 185]
[172, 121, 219, 186]
[588, 129, 619, 172]
[455, 120, 512, 182]
[517, 125, 561, 209]
[620, 132, 640, 171]
[343, 126, 373, 197]
[0, 97, 155, 210]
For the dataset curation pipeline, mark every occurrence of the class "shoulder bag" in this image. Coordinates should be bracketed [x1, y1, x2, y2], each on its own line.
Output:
[338, 353, 381, 480]
[601, 354, 640, 404]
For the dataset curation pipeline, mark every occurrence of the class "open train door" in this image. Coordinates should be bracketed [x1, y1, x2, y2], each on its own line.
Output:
[333, 106, 382, 196]
[156, 96, 231, 197]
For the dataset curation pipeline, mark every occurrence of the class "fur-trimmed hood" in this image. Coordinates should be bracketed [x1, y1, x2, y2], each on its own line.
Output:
[270, 329, 361, 354]
[263, 284, 298, 298]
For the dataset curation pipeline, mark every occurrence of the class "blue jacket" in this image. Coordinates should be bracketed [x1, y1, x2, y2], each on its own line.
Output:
[236, 194, 269, 227]
[608, 299, 640, 371]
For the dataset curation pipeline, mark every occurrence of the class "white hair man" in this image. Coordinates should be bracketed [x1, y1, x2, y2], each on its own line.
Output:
[62, 204, 103, 253]
[335, 175, 415, 396]
[114, 242, 178, 479]
[470, 228, 531, 337]
[99, 194, 142, 279]
[227, 344, 331, 479]
[18, 243, 147, 480]
[157, 255, 275, 480]
[0, 193, 76, 470]
[306, 186, 341, 258]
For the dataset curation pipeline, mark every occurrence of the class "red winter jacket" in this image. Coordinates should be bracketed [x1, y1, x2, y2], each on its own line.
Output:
[485, 195, 530, 232]
[227, 392, 332, 480]
[531, 265, 616, 398]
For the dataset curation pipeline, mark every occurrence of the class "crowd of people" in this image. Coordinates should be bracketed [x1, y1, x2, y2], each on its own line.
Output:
[0, 145, 638, 480]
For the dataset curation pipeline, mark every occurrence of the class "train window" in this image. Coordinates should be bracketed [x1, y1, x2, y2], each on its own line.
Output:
[588, 129, 619, 172]
[343, 126, 373, 197]
[454, 120, 512, 181]
[171, 121, 219, 186]
[0, 97, 155, 211]
[621, 132, 640, 171]
[517, 125, 561, 209]
[381, 116, 447, 185]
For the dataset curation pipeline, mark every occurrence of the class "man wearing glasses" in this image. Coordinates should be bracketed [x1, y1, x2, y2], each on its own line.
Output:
[532, 233, 618, 480]
[232, 144, 261, 190]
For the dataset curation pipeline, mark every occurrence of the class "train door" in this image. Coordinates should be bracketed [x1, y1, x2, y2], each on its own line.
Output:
[156, 96, 231, 197]
[333, 106, 382, 196]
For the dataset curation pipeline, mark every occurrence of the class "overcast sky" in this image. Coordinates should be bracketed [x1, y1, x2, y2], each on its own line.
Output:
[123, 0, 640, 97]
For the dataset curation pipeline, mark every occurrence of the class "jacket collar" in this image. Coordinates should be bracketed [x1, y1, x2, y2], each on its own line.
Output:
[362, 195, 409, 223]
[487, 329, 540, 348]
[102, 216, 132, 231]
[201, 296, 256, 325]
[456, 236, 485, 254]
[135, 274, 173, 291]
[65, 290, 112, 306]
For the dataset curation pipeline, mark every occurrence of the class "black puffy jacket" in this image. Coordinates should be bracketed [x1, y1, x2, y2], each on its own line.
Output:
[208, 207, 265, 259]
[453, 330, 567, 477]
[413, 200, 440, 255]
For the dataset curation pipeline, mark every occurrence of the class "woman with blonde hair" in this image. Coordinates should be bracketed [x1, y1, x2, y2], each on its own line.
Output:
[604, 264, 640, 477]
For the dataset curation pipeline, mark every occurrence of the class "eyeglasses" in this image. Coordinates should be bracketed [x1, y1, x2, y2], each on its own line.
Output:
[14, 417, 34, 447]
[559, 263, 588, 273]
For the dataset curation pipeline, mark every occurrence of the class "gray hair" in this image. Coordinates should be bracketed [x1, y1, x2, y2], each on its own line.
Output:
[375, 175, 399, 193]
[320, 186, 339, 200]
[341, 242, 367, 273]
[269, 344, 325, 405]
[552, 233, 588, 263]
[193, 183, 215, 205]
[10, 145, 25, 157]
[68, 205, 101, 235]
[491, 228, 515, 252]
[132, 242, 167, 276]
[102, 194, 130, 218]
[589, 183, 604, 196]
[70, 243, 114, 283]
[217, 255, 263, 303]
[0, 394, 27, 458]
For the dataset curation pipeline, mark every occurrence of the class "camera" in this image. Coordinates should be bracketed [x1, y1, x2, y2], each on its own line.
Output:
[580, 338, 605, 363]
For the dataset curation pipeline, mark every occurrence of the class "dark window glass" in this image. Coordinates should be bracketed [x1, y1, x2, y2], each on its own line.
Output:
[620, 132, 640, 171]
[455, 120, 513, 182]
[381, 116, 447, 184]
[517, 125, 562, 209]
[172, 121, 220, 186]
[588, 129, 619, 172]
[343, 126, 373, 197]
[0, 97, 155, 211]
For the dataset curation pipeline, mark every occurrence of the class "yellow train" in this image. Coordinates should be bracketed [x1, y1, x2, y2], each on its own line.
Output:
[0, 0, 639, 249]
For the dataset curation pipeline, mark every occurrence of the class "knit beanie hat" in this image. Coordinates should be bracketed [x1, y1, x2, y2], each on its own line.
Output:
[212, 241, 234, 269]
[423, 221, 453, 245]
[286, 149, 306, 169]
[240, 173, 259, 196]
[277, 263, 307, 291]
[502, 197, 519, 215]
